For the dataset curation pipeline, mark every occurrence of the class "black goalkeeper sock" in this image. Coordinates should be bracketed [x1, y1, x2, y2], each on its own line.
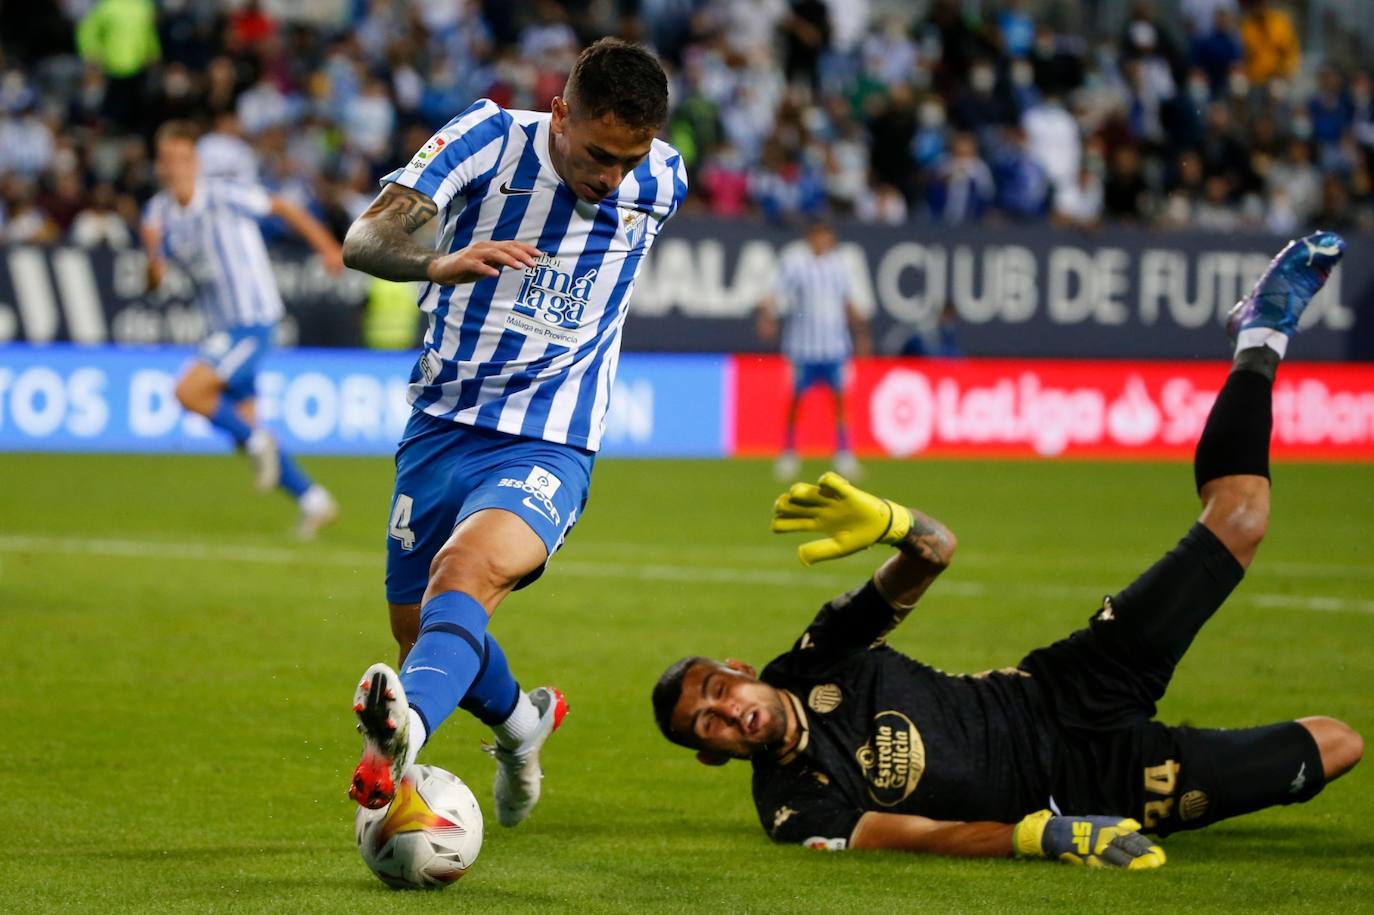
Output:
[1193, 347, 1276, 492]
[1231, 344, 1279, 382]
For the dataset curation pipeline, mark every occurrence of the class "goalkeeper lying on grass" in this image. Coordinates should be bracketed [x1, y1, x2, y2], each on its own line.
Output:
[651, 232, 1363, 867]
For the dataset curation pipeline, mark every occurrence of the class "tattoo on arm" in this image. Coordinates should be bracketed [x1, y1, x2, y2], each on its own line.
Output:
[872, 508, 957, 616]
[341, 184, 440, 281]
[896, 511, 956, 569]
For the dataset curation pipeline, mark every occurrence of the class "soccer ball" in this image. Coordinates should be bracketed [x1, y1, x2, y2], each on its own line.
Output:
[355, 764, 483, 889]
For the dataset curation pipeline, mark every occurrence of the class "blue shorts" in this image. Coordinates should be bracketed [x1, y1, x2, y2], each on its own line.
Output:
[197, 324, 274, 401]
[792, 360, 845, 394]
[385, 411, 595, 604]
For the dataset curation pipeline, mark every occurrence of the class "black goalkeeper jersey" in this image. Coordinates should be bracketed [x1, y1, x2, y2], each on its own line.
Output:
[752, 581, 1061, 846]
[750, 527, 1317, 844]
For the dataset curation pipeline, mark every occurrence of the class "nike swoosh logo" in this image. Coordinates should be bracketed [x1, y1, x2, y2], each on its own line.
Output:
[1303, 238, 1342, 264]
[499, 181, 536, 196]
[522, 495, 556, 524]
[405, 665, 446, 676]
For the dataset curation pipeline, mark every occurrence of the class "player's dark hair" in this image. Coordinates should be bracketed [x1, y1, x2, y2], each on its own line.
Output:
[652, 656, 713, 748]
[565, 38, 668, 130]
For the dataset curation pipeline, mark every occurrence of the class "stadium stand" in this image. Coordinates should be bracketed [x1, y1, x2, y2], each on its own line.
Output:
[3, 0, 1374, 246]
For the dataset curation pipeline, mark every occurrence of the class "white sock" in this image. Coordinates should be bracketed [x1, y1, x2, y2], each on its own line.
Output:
[492, 691, 539, 750]
[404, 707, 426, 769]
[1235, 327, 1289, 358]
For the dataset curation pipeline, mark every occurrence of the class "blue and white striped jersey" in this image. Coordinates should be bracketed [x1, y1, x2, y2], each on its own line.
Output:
[383, 98, 688, 453]
[143, 179, 283, 332]
[775, 247, 852, 364]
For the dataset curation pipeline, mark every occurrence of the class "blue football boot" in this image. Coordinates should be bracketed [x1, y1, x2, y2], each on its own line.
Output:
[1226, 231, 1345, 340]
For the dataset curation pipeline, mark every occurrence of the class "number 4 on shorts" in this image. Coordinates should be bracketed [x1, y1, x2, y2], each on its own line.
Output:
[389, 494, 416, 550]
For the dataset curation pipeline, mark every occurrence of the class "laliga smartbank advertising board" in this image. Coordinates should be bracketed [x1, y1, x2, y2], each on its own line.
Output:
[732, 356, 1374, 460]
[3, 346, 1374, 460]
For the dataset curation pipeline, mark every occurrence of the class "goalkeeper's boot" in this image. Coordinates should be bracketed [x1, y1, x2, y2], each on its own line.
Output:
[1227, 231, 1344, 341]
[246, 428, 280, 492]
[485, 686, 568, 827]
[349, 663, 412, 810]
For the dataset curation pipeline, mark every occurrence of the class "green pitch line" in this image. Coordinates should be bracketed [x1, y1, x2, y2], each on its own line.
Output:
[0, 454, 1370, 914]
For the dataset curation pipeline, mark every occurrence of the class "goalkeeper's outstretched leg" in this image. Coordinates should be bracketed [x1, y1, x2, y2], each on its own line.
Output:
[1161, 231, 1365, 824]
[1196, 230, 1346, 568]
[1035, 233, 1347, 709]
[1023, 231, 1362, 830]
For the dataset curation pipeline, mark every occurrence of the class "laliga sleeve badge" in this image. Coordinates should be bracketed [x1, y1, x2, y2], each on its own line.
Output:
[621, 208, 647, 246]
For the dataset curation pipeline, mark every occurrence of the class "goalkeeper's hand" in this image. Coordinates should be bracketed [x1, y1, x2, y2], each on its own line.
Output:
[1013, 809, 1166, 869]
[771, 472, 912, 566]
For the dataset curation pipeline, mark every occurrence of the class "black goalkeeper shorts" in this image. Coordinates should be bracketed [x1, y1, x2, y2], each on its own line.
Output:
[1016, 524, 1325, 833]
[1020, 522, 1246, 731]
[1130, 719, 1326, 836]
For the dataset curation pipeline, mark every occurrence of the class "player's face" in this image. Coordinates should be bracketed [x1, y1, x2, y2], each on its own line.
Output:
[670, 662, 790, 759]
[155, 138, 198, 191]
[807, 225, 836, 254]
[550, 98, 655, 204]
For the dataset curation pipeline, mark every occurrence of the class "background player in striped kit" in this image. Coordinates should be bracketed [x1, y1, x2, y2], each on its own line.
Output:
[141, 121, 344, 538]
[757, 220, 869, 482]
[340, 39, 688, 827]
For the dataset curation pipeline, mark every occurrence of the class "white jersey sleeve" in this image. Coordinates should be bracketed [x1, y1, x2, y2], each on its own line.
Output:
[382, 98, 513, 211]
[213, 180, 273, 218]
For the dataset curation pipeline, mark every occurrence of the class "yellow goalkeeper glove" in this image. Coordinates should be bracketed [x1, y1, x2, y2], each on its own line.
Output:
[1013, 809, 1166, 870]
[771, 472, 913, 566]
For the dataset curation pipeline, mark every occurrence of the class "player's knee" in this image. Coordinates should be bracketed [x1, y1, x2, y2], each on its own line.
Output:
[1243, 497, 1268, 543]
[428, 541, 527, 596]
[173, 375, 197, 409]
[174, 374, 217, 415]
[1327, 720, 1364, 778]
[1201, 480, 1269, 562]
[1230, 510, 1267, 558]
[427, 544, 478, 591]
[1300, 716, 1363, 780]
[1224, 489, 1268, 550]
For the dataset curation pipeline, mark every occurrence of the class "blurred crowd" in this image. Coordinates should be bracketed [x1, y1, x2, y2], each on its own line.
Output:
[3, 0, 1374, 248]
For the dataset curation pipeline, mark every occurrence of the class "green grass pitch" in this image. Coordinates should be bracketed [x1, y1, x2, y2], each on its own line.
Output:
[1, 453, 1371, 914]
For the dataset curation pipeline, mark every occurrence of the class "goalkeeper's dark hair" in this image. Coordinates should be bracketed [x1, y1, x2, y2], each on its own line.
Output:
[652, 656, 713, 748]
[565, 37, 669, 130]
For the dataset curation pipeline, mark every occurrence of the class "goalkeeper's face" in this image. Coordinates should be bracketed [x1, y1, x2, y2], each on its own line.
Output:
[669, 661, 791, 759]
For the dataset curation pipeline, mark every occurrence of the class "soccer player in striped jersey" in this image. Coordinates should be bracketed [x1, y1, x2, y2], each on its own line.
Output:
[757, 221, 869, 482]
[341, 39, 688, 825]
[142, 121, 344, 538]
